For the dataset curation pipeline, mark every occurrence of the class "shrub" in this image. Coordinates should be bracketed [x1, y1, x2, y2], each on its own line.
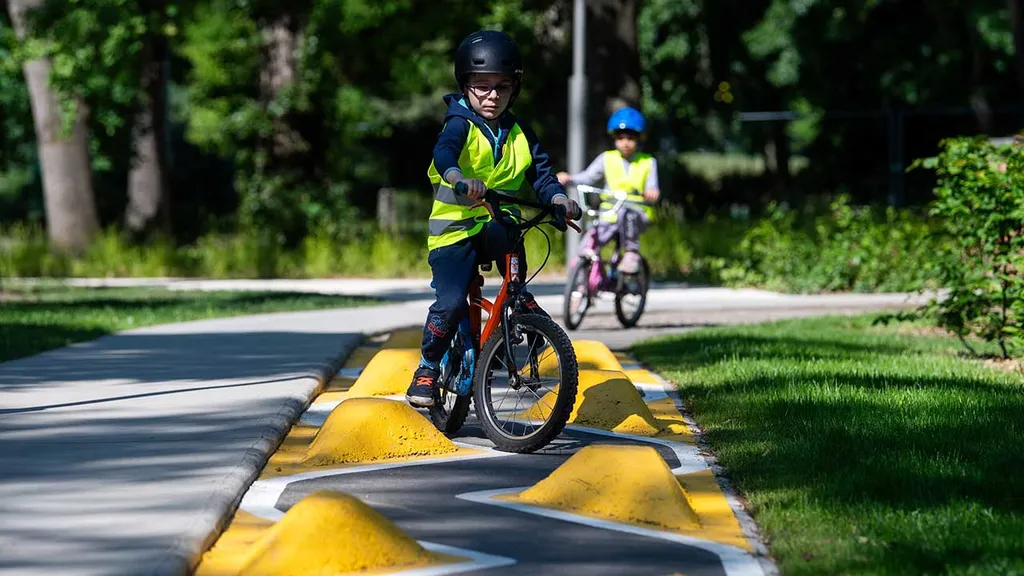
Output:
[910, 135, 1024, 358]
[712, 196, 942, 294]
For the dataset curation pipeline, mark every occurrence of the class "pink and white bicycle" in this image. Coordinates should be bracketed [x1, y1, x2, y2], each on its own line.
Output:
[563, 184, 650, 331]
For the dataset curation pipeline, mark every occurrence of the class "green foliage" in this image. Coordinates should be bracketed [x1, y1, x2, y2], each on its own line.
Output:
[0, 17, 39, 222]
[911, 135, 1024, 358]
[0, 223, 72, 277]
[712, 196, 942, 293]
[2, 0, 1022, 288]
[3, 199, 946, 298]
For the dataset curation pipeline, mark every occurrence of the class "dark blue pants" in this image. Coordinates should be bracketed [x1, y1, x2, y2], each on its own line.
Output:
[420, 221, 547, 365]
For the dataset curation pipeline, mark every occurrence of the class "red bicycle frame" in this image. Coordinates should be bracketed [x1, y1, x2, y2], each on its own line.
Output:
[463, 191, 579, 352]
[468, 252, 519, 350]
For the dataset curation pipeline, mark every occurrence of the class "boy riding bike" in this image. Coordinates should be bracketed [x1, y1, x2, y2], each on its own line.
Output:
[557, 107, 661, 274]
[406, 30, 581, 408]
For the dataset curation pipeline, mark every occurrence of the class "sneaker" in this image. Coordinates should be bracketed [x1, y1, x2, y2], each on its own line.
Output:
[617, 251, 642, 274]
[406, 366, 439, 407]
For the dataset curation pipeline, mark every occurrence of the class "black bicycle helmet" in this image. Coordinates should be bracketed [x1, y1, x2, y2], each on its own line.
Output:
[454, 30, 523, 105]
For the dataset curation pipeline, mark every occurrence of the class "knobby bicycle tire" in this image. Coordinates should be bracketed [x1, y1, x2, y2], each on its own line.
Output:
[563, 260, 591, 331]
[614, 256, 650, 328]
[473, 313, 579, 453]
[429, 334, 473, 436]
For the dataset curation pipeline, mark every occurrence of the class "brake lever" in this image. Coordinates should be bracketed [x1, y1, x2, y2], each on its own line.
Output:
[470, 200, 496, 219]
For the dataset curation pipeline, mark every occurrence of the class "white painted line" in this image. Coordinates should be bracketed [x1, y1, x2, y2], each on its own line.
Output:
[240, 447, 516, 522]
[302, 394, 409, 426]
[457, 488, 765, 576]
[299, 401, 342, 426]
[564, 425, 708, 475]
[634, 382, 669, 402]
[394, 542, 516, 575]
[337, 367, 364, 378]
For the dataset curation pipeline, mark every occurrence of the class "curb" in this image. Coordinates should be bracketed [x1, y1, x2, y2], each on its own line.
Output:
[155, 336, 363, 576]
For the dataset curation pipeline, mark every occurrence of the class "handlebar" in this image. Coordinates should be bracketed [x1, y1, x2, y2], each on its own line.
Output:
[575, 184, 630, 202]
[574, 184, 640, 218]
[453, 181, 582, 233]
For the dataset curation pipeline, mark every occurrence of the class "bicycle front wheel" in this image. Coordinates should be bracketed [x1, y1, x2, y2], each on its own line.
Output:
[615, 256, 650, 328]
[563, 259, 591, 331]
[473, 313, 578, 453]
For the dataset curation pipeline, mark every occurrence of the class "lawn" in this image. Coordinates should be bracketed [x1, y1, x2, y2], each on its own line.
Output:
[632, 315, 1024, 575]
[0, 281, 373, 363]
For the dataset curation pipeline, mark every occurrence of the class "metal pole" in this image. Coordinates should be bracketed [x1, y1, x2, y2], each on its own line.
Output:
[565, 0, 587, 266]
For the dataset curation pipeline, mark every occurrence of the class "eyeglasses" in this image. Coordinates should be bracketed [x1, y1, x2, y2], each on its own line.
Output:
[467, 83, 514, 98]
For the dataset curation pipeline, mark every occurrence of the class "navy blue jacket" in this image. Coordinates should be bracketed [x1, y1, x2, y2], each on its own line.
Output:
[432, 94, 567, 204]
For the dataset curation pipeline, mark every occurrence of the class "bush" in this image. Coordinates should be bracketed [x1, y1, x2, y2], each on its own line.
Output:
[910, 135, 1024, 358]
[1, 197, 944, 294]
[711, 196, 942, 293]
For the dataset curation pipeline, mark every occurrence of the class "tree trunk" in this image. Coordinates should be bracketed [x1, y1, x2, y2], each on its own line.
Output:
[125, 31, 171, 238]
[8, 0, 99, 253]
[260, 14, 303, 157]
[585, 0, 642, 158]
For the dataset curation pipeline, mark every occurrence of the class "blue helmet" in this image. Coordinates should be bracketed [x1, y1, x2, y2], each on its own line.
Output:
[607, 107, 645, 134]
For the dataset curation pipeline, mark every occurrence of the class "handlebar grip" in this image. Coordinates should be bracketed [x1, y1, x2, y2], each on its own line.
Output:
[453, 181, 469, 196]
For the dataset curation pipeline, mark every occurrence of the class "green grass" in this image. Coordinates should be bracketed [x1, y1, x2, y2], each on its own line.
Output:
[0, 282, 374, 363]
[633, 315, 1024, 575]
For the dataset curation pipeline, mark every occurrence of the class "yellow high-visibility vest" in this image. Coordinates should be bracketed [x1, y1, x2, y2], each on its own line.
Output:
[426, 122, 531, 250]
[601, 150, 655, 223]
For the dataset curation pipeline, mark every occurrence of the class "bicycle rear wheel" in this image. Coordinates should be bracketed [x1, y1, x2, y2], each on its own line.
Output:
[429, 332, 473, 436]
[473, 313, 578, 453]
[563, 259, 591, 331]
[614, 256, 649, 328]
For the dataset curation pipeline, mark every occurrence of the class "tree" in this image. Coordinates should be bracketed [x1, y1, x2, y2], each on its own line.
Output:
[6, 0, 99, 253]
[125, 2, 172, 239]
[585, 0, 643, 159]
[29, 0, 183, 239]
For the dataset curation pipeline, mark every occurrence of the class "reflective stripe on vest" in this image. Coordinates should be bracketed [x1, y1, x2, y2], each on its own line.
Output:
[426, 122, 532, 251]
[601, 150, 655, 223]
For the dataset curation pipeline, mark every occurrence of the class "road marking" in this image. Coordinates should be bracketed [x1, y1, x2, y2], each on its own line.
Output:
[399, 542, 516, 575]
[457, 488, 766, 576]
[337, 367, 364, 379]
[564, 425, 708, 474]
[302, 394, 406, 426]
[634, 381, 669, 401]
[239, 444, 516, 522]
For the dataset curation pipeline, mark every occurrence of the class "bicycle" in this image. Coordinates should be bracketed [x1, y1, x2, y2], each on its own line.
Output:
[562, 184, 651, 331]
[428, 182, 583, 453]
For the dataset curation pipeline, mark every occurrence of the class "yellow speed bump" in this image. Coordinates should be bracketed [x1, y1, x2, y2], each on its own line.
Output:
[382, 327, 423, 349]
[518, 370, 664, 436]
[345, 348, 420, 398]
[237, 491, 451, 575]
[506, 445, 700, 532]
[538, 340, 622, 375]
[304, 398, 457, 466]
[677, 470, 753, 551]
